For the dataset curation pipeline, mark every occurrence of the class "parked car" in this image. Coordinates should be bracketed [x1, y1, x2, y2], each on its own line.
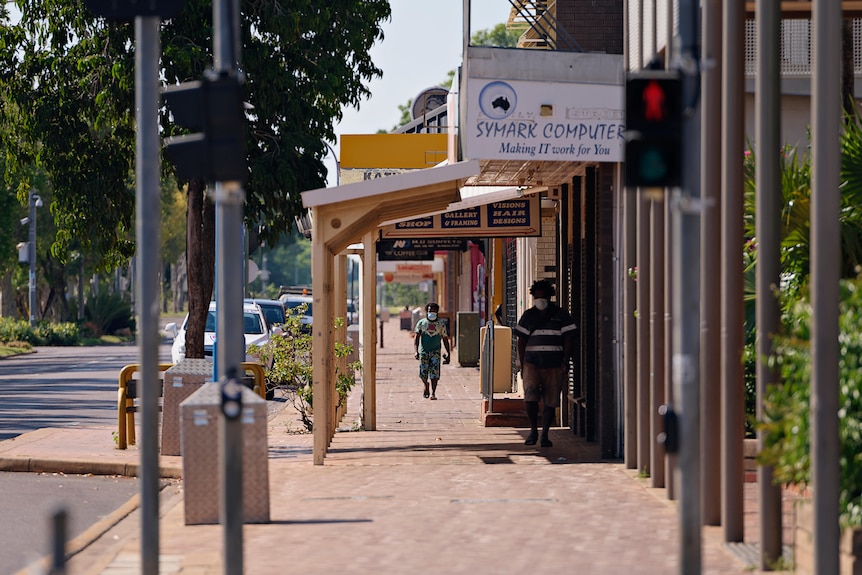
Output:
[245, 298, 286, 327]
[164, 301, 278, 364]
[279, 293, 313, 333]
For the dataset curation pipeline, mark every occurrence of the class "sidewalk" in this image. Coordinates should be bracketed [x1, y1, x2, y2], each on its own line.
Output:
[3, 318, 796, 574]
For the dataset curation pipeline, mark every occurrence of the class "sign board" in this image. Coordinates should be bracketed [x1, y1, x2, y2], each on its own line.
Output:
[377, 238, 467, 261]
[464, 78, 624, 163]
[380, 195, 541, 239]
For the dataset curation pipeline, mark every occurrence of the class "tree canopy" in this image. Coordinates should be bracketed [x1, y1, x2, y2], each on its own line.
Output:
[0, 1, 392, 269]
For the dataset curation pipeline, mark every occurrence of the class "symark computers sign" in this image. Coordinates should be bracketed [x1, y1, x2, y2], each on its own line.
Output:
[464, 78, 624, 163]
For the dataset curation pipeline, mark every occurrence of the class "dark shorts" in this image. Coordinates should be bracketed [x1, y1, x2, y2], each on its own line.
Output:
[522, 363, 564, 407]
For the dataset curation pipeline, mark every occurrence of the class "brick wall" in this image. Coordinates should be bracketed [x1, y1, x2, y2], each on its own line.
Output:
[556, 0, 623, 55]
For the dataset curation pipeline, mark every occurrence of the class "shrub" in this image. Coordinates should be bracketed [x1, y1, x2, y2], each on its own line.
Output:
[759, 275, 862, 527]
[0, 318, 80, 346]
[248, 306, 358, 432]
[85, 291, 136, 336]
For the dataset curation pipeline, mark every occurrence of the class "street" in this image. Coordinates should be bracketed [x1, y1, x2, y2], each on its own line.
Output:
[0, 343, 172, 441]
[0, 343, 175, 573]
[0, 471, 142, 574]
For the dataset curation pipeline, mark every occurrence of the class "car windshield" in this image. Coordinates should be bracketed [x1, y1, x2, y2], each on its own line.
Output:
[258, 304, 285, 325]
[285, 301, 312, 315]
[205, 311, 216, 332]
[243, 312, 264, 334]
[203, 310, 264, 334]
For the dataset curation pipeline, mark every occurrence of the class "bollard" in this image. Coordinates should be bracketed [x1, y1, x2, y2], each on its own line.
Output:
[48, 507, 67, 575]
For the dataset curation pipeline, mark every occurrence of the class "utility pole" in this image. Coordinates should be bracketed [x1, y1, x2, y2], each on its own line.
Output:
[211, 1, 246, 572]
[28, 190, 42, 327]
[674, 0, 702, 572]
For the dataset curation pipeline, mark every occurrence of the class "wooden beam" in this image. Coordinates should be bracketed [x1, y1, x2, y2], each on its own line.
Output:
[745, 1, 862, 19]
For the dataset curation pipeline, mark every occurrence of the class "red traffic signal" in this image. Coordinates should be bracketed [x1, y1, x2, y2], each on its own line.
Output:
[625, 71, 682, 188]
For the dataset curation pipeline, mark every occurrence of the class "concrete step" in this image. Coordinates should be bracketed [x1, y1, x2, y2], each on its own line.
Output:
[481, 398, 530, 428]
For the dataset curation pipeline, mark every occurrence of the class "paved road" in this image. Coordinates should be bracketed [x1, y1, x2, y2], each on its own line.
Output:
[0, 471, 141, 574]
[0, 343, 172, 441]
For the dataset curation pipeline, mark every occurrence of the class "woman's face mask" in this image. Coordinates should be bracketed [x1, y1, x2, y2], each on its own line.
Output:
[427, 312, 438, 321]
[534, 298, 549, 311]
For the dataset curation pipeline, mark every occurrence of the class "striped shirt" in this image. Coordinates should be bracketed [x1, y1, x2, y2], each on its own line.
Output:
[515, 304, 577, 368]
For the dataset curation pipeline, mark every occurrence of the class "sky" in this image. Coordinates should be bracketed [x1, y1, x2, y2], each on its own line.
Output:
[324, 0, 512, 186]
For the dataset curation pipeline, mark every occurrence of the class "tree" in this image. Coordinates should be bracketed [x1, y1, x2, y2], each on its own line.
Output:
[471, 23, 522, 48]
[391, 23, 517, 130]
[0, 1, 390, 356]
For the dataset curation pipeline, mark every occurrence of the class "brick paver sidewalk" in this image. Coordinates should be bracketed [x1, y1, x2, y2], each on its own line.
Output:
[46, 318, 791, 574]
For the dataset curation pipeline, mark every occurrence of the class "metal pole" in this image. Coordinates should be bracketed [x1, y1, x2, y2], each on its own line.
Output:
[811, 0, 841, 571]
[134, 15, 161, 575]
[48, 507, 67, 575]
[700, 0, 722, 528]
[755, 0, 783, 566]
[623, 186, 638, 470]
[650, 193, 666, 489]
[213, 0, 244, 572]
[28, 191, 38, 327]
[675, 0, 702, 570]
[637, 195, 651, 475]
[721, 0, 745, 544]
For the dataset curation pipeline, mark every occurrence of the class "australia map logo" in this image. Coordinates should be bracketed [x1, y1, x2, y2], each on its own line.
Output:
[478, 81, 517, 120]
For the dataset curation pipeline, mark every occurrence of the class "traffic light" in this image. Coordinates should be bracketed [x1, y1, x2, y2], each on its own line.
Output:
[84, 0, 185, 20]
[162, 71, 247, 183]
[624, 71, 682, 188]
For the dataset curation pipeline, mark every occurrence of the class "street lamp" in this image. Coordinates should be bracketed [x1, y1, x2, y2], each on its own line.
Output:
[28, 191, 42, 327]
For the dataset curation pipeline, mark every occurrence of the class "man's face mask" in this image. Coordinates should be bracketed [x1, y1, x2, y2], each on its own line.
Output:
[534, 298, 549, 311]
[427, 311, 438, 320]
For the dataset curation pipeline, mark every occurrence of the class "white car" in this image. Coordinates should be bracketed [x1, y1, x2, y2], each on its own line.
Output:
[164, 301, 278, 364]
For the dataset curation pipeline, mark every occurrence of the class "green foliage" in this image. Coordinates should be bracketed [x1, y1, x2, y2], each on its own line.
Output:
[0, 317, 79, 345]
[471, 23, 522, 48]
[0, 0, 391, 269]
[163, 0, 392, 245]
[85, 291, 135, 336]
[759, 276, 862, 527]
[248, 305, 359, 433]
[381, 282, 427, 309]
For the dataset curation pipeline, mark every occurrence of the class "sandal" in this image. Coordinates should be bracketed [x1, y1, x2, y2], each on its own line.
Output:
[430, 395, 437, 400]
[423, 389, 430, 398]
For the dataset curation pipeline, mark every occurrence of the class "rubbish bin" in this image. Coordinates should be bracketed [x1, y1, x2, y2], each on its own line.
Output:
[162, 358, 213, 456]
[399, 309, 412, 330]
[180, 381, 270, 525]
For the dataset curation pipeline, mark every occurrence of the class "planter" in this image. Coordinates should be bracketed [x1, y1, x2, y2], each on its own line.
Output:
[794, 498, 862, 575]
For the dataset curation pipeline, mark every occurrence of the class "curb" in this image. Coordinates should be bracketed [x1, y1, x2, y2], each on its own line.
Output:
[0, 456, 183, 479]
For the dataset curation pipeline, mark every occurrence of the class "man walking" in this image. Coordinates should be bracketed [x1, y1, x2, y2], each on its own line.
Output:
[414, 302, 450, 400]
[515, 280, 576, 447]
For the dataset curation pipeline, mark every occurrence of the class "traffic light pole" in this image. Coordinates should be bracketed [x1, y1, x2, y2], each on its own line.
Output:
[134, 15, 162, 575]
[212, 0, 245, 573]
[673, 0, 702, 572]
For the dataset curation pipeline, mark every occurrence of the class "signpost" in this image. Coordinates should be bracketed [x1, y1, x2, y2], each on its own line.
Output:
[83, 2, 188, 574]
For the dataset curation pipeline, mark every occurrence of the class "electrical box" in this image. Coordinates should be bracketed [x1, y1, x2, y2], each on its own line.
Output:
[456, 312, 480, 367]
[480, 325, 513, 393]
[180, 382, 269, 525]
